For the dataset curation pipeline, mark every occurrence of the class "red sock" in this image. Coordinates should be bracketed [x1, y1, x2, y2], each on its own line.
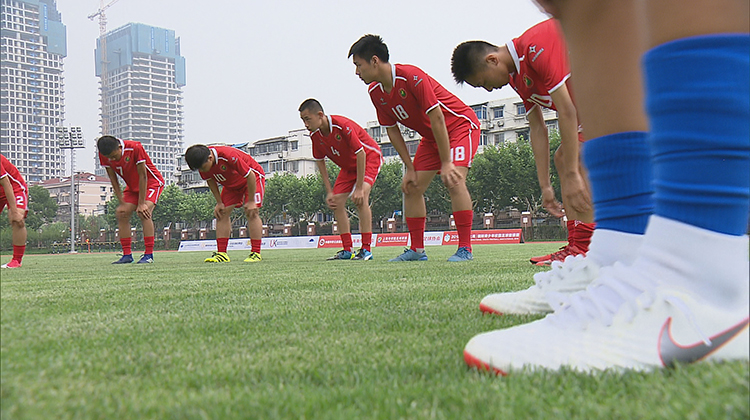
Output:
[341, 233, 353, 252]
[144, 236, 155, 255]
[574, 221, 595, 252]
[12, 245, 25, 262]
[120, 237, 132, 256]
[217, 237, 229, 253]
[566, 220, 576, 248]
[406, 217, 426, 251]
[251, 239, 261, 253]
[453, 210, 473, 252]
[361, 232, 372, 251]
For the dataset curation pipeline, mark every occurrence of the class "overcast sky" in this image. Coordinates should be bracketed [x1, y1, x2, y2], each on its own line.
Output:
[56, 0, 548, 172]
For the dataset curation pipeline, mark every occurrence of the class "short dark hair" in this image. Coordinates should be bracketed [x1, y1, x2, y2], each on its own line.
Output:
[348, 34, 389, 63]
[184, 144, 210, 171]
[298, 98, 324, 114]
[97, 135, 119, 155]
[451, 41, 498, 84]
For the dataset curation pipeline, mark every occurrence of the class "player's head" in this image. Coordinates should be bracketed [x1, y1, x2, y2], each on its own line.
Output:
[184, 144, 213, 172]
[348, 34, 389, 84]
[97, 135, 122, 160]
[298, 98, 326, 132]
[451, 41, 510, 91]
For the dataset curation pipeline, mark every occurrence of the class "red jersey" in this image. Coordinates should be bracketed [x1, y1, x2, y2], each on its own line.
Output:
[368, 64, 479, 140]
[199, 146, 265, 190]
[99, 139, 164, 190]
[0, 154, 26, 195]
[311, 115, 382, 172]
[508, 19, 571, 113]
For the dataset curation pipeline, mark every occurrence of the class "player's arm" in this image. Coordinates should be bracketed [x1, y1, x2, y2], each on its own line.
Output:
[426, 106, 461, 188]
[243, 170, 257, 212]
[0, 175, 23, 224]
[550, 84, 592, 214]
[386, 125, 418, 194]
[135, 162, 151, 219]
[105, 167, 123, 202]
[315, 159, 338, 210]
[206, 178, 225, 219]
[528, 106, 564, 217]
[351, 149, 367, 206]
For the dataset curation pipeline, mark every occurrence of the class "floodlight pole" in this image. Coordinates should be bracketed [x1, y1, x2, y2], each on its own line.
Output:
[56, 126, 85, 253]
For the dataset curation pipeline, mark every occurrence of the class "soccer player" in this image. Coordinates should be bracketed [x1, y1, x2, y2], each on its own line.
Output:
[463, 0, 749, 373]
[299, 99, 383, 261]
[0, 154, 28, 268]
[184, 144, 265, 263]
[98, 135, 165, 264]
[348, 34, 480, 262]
[451, 19, 595, 267]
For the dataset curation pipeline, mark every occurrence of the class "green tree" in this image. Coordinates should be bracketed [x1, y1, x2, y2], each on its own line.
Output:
[153, 184, 184, 230]
[369, 160, 403, 222]
[178, 192, 214, 228]
[26, 185, 58, 230]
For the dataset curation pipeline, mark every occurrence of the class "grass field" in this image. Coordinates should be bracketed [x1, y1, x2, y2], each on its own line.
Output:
[1, 243, 748, 420]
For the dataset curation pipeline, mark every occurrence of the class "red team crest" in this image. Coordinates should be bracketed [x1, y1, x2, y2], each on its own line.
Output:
[524, 74, 533, 87]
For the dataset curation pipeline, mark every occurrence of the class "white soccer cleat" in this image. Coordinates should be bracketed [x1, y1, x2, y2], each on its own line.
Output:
[479, 254, 599, 315]
[465, 262, 750, 374]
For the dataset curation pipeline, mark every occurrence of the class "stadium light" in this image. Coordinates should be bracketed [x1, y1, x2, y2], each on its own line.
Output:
[57, 126, 86, 253]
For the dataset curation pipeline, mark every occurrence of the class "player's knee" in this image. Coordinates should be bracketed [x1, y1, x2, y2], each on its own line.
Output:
[115, 206, 131, 219]
[11, 218, 25, 229]
[246, 208, 260, 220]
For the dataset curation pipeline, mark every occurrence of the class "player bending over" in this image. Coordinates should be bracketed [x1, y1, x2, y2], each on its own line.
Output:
[98, 136, 165, 264]
[184, 144, 266, 263]
[349, 34, 480, 262]
[451, 19, 595, 266]
[299, 98, 383, 261]
[0, 154, 28, 268]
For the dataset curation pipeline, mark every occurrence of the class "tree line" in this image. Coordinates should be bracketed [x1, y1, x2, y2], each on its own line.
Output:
[1, 132, 561, 246]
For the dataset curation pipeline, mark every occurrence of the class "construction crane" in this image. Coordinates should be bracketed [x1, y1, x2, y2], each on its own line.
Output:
[88, 0, 121, 135]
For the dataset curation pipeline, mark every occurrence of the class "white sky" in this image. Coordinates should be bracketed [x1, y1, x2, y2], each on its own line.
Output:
[56, 0, 548, 172]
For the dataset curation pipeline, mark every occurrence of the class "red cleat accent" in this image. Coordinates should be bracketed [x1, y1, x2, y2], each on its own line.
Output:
[529, 244, 586, 266]
[464, 350, 507, 376]
[1, 259, 22, 268]
[479, 302, 503, 315]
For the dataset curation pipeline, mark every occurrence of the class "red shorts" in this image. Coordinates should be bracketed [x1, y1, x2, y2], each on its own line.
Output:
[122, 183, 164, 206]
[332, 155, 382, 195]
[412, 124, 480, 172]
[0, 185, 28, 214]
[220, 175, 265, 208]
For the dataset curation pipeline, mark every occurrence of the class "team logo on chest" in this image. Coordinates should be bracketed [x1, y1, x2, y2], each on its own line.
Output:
[221, 165, 227, 171]
[125, 156, 131, 163]
[523, 74, 533, 88]
[335, 134, 342, 141]
[399, 88, 407, 99]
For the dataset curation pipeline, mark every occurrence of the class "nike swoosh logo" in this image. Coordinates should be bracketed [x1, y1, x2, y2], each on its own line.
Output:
[659, 317, 749, 367]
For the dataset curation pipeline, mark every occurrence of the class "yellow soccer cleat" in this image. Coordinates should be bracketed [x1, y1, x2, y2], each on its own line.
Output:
[204, 252, 230, 263]
[243, 252, 262, 263]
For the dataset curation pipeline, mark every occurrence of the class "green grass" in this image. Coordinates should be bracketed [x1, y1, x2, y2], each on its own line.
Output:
[1, 244, 748, 420]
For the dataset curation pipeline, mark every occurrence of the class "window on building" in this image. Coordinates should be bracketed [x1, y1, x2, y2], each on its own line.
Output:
[493, 107, 504, 119]
[472, 104, 487, 120]
[291, 141, 298, 151]
[494, 133, 504, 146]
[516, 129, 530, 142]
[516, 103, 526, 115]
[480, 133, 488, 146]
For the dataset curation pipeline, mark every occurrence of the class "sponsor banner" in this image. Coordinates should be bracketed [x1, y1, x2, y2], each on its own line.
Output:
[374, 232, 409, 247]
[423, 231, 444, 247]
[179, 236, 320, 252]
[441, 229, 522, 245]
[317, 235, 364, 249]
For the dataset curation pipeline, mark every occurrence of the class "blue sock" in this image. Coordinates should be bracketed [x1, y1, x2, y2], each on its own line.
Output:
[583, 131, 653, 234]
[643, 34, 750, 236]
